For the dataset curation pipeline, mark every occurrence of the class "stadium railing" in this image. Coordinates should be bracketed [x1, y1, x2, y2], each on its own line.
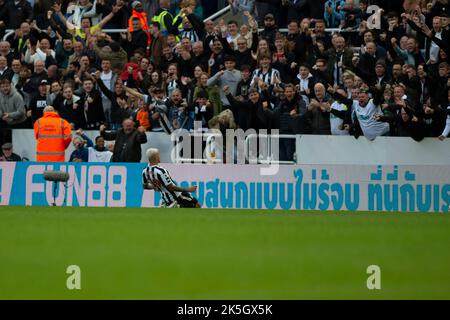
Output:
[174, 132, 224, 164]
[2, 4, 360, 41]
[245, 133, 297, 165]
[173, 132, 297, 165]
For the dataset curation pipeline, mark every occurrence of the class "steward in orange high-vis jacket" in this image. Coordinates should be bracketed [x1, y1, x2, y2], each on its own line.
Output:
[34, 106, 73, 162]
[128, 1, 151, 47]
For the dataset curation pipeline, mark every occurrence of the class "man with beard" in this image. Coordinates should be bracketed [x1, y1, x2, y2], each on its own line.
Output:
[123, 17, 149, 55]
[55, 38, 74, 69]
[259, 13, 278, 50]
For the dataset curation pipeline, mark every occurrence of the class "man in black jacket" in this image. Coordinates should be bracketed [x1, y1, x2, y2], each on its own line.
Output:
[80, 78, 105, 130]
[27, 79, 49, 125]
[100, 118, 148, 162]
[220, 28, 258, 71]
[273, 84, 309, 161]
[23, 60, 48, 95]
[123, 17, 149, 56]
[407, 15, 450, 63]
[3, 0, 33, 29]
[224, 84, 273, 131]
[0, 55, 12, 81]
[259, 13, 278, 50]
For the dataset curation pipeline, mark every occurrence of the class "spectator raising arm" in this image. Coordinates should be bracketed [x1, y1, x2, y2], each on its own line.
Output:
[53, 2, 122, 31]
[97, 4, 123, 29]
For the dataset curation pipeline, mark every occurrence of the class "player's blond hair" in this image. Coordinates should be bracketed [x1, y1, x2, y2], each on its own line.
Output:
[146, 148, 160, 163]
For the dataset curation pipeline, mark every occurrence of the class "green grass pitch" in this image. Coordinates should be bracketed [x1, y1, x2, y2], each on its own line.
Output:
[0, 206, 450, 299]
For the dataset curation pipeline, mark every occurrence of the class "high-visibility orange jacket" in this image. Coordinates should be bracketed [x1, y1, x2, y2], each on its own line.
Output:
[34, 112, 73, 162]
[128, 10, 149, 32]
[128, 10, 151, 46]
[136, 109, 150, 130]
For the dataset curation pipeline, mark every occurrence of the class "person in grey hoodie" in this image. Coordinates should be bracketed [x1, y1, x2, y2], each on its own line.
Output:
[207, 55, 242, 109]
[0, 79, 27, 128]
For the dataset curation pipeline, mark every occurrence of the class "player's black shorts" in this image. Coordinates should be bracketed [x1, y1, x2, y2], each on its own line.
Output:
[177, 192, 201, 208]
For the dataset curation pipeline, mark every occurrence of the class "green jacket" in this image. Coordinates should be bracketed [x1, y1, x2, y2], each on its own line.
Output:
[193, 85, 222, 117]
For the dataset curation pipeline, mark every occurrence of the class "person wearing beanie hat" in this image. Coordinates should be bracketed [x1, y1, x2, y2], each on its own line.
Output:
[132, 1, 142, 10]
[128, 0, 149, 33]
[128, 0, 151, 50]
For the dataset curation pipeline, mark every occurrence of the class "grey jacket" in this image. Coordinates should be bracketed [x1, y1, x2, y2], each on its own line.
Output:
[0, 87, 26, 125]
[207, 69, 242, 106]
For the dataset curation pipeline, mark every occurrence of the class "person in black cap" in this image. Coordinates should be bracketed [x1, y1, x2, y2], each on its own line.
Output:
[0, 142, 22, 161]
[260, 13, 278, 51]
[441, 13, 450, 31]
[255, 0, 282, 27]
[27, 79, 49, 125]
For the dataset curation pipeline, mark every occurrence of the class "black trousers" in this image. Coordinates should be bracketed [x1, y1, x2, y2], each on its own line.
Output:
[177, 192, 201, 208]
[279, 137, 295, 162]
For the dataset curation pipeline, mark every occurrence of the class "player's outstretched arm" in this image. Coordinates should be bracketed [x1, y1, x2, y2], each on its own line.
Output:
[167, 184, 197, 193]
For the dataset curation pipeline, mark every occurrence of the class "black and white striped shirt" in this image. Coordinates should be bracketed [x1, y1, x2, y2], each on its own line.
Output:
[142, 165, 180, 205]
[179, 29, 199, 43]
[250, 68, 280, 92]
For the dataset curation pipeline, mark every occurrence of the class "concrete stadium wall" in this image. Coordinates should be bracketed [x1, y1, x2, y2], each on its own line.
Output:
[296, 136, 450, 165]
[13, 129, 175, 163]
[13, 130, 450, 165]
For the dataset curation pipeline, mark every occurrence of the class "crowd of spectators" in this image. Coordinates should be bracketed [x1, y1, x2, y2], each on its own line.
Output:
[0, 0, 449, 162]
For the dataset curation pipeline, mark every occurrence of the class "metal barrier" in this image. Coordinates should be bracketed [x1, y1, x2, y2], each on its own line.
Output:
[172, 131, 298, 165]
[173, 131, 224, 164]
[244, 133, 297, 165]
[205, 5, 231, 21]
[2, 6, 359, 41]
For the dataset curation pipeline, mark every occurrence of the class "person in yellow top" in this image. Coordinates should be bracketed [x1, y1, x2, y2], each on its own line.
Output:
[52, 2, 123, 41]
